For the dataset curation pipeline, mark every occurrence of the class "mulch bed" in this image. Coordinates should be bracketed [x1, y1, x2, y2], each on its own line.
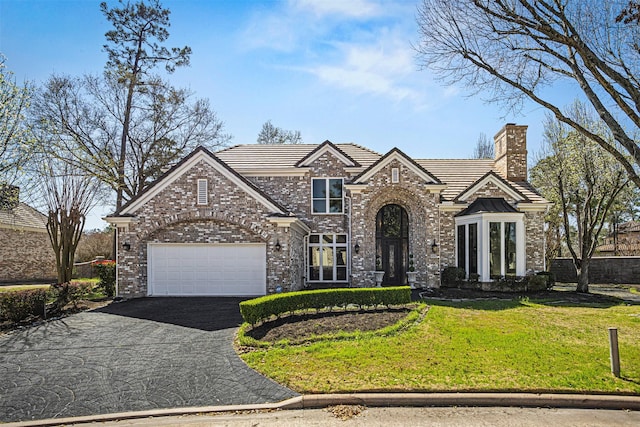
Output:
[244, 286, 634, 345]
[245, 307, 415, 343]
[418, 286, 628, 304]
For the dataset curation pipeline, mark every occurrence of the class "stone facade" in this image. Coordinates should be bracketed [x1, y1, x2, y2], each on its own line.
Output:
[495, 124, 528, 182]
[107, 125, 549, 298]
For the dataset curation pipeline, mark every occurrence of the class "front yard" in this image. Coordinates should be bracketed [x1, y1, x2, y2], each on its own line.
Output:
[241, 293, 640, 395]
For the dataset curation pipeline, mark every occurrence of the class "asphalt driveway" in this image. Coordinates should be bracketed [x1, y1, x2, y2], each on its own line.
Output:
[0, 298, 298, 423]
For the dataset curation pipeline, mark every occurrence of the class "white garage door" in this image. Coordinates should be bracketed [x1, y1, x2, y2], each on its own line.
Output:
[148, 243, 266, 296]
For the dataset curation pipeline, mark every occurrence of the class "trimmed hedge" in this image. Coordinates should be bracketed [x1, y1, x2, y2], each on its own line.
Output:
[239, 286, 412, 325]
[0, 288, 49, 322]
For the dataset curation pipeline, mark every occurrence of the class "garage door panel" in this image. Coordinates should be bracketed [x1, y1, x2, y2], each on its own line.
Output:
[148, 243, 266, 296]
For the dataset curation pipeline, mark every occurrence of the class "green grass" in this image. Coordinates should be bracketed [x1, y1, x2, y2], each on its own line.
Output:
[0, 284, 51, 293]
[240, 298, 640, 394]
[0, 278, 104, 300]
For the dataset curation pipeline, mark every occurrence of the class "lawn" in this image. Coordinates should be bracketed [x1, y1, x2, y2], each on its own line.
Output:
[0, 278, 100, 294]
[241, 298, 640, 394]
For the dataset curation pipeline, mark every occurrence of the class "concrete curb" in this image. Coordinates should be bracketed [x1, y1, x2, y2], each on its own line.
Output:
[5, 393, 640, 427]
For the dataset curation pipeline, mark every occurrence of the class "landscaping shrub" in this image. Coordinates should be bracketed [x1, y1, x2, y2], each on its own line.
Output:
[66, 281, 96, 308]
[94, 260, 116, 297]
[239, 286, 412, 325]
[0, 288, 50, 322]
[441, 266, 466, 287]
[486, 274, 549, 292]
[536, 271, 555, 288]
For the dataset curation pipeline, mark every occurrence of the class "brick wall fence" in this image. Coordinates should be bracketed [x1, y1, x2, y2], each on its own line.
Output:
[550, 257, 640, 284]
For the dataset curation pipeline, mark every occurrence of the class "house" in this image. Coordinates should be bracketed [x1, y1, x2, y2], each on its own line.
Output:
[105, 124, 549, 298]
[0, 185, 57, 283]
[596, 221, 640, 256]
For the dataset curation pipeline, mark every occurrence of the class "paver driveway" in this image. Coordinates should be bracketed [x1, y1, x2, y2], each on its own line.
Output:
[0, 298, 298, 423]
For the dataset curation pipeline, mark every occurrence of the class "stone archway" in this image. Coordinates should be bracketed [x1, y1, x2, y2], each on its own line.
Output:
[376, 204, 409, 285]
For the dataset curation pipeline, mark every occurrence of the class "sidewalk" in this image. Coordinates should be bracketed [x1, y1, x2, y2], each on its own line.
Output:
[6, 393, 640, 427]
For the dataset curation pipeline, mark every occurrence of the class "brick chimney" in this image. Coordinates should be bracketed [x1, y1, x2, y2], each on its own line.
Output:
[0, 184, 20, 210]
[494, 123, 528, 181]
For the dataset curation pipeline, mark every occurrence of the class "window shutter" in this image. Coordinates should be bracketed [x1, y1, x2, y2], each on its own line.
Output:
[197, 179, 208, 205]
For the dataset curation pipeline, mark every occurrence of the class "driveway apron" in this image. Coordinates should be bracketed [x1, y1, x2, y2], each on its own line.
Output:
[0, 297, 298, 423]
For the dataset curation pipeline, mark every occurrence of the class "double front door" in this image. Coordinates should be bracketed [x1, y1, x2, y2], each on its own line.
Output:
[376, 204, 409, 286]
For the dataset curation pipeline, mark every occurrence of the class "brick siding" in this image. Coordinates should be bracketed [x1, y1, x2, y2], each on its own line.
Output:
[0, 228, 57, 283]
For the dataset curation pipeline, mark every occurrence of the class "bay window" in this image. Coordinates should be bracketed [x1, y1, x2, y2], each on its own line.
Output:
[455, 213, 524, 281]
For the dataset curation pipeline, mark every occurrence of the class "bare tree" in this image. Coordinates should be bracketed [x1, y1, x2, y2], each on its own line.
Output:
[257, 120, 303, 144]
[75, 228, 114, 262]
[33, 73, 228, 205]
[471, 132, 493, 159]
[416, 1, 640, 187]
[0, 57, 33, 186]
[101, 0, 191, 210]
[530, 102, 630, 292]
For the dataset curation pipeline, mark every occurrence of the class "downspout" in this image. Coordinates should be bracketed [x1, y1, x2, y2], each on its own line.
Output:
[436, 194, 441, 289]
[303, 232, 310, 288]
[115, 227, 119, 297]
[345, 194, 352, 286]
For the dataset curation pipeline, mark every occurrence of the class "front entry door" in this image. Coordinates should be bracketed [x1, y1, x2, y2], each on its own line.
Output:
[376, 204, 409, 285]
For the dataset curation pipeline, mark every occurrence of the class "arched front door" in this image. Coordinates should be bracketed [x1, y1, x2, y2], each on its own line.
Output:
[376, 204, 409, 285]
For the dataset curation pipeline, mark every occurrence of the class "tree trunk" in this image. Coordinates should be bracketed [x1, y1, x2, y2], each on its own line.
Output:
[575, 259, 590, 293]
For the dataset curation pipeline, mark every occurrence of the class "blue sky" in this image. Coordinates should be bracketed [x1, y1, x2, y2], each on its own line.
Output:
[1, 0, 554, 229]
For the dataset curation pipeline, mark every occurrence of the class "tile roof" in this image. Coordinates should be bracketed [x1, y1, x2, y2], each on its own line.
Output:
[416, 159, 546, 203]
[215, 143, 381, 170]
[214, 144, 547, 204]
[0, 203, 48, 231]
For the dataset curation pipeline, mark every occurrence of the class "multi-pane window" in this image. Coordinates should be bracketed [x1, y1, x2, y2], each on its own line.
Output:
[308, 234, 348, 282]
[312, 178, 343, 213]
[457, 223, 478, 275]
[490, 221, 517, 277]
[456, 215, 522, 281]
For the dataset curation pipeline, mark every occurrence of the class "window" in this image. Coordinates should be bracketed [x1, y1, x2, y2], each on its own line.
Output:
[457, 225, 466, 270]
[468, 223, 478, 275]
[312, 178, 343, 213]
[455, 213, 523, 282]
[391, 167, 399, 183]
[457, 223, 479, 275]
[308, 234, 348, 282]
[490, 221, 517, 277]
[197, 179, 208, 205]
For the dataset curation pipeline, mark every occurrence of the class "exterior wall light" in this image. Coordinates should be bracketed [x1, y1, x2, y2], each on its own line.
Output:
[122, 242, 131, 251]
[431, 240, 439, 254]
[275, 240, 281, 251]
[354, 242, 360, 254]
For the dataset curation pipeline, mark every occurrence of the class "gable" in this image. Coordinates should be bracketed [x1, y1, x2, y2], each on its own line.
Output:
[455, 171, 528, 203]
[117, 147, 288, 216]
[295, 140, 361, 168]
[352, 148, 443, 186]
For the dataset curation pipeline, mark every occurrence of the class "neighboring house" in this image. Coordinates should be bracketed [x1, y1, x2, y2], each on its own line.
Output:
[0, 185, 57, 283]
[106, 123, 549, 298]
[596, 221, 640, 255]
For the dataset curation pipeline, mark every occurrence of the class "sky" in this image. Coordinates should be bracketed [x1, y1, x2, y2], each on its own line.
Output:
[0, 0, 558, 230]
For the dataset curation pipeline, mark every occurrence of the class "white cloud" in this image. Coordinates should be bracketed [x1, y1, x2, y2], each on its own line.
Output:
[305, 37, 426, 105]
[238, 1, 434, 108]
[291, 0, 382, 18]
